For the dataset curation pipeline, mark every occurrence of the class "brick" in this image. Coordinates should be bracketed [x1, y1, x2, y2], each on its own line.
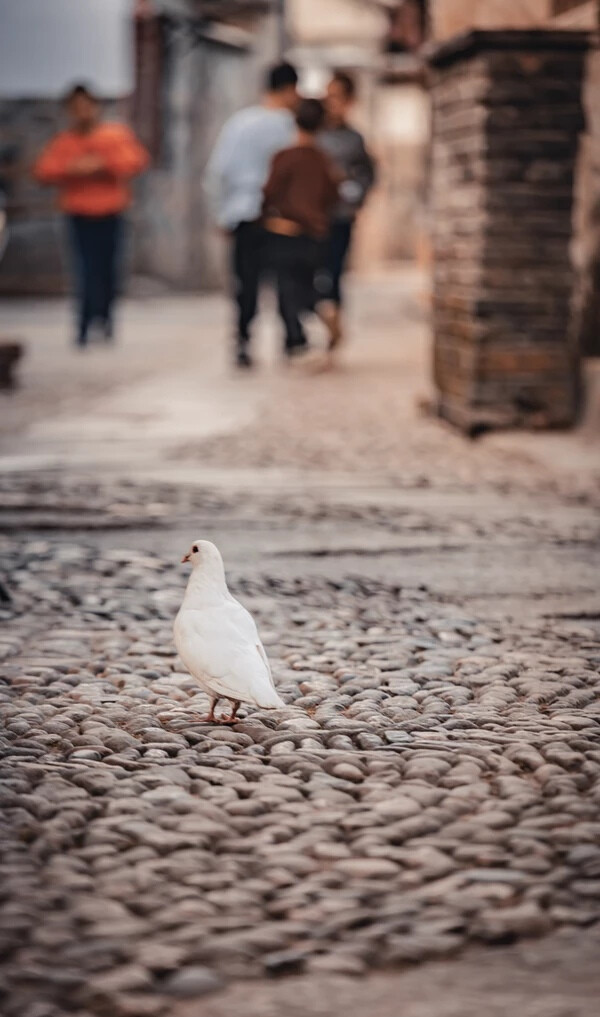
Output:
[428, 29, 586, 431]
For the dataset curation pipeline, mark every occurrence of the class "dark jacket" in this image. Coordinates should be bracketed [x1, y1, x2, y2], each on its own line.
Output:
[318, 125, 376, 222]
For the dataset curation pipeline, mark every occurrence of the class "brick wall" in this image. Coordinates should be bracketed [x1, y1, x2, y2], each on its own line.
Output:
[429, 30, 588, 431]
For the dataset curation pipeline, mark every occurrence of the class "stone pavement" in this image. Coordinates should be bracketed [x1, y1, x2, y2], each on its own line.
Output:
[1, 272, 600, 1017]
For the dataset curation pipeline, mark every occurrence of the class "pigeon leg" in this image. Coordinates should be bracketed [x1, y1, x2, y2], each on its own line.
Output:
[190, 697, 218, 724]
[216, 700, 240, 725]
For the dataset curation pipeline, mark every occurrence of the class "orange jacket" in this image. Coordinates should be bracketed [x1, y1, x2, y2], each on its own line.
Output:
[34, 122, 149, 216]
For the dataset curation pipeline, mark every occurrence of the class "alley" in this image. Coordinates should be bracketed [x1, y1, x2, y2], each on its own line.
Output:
[1, 272, 600, 1017]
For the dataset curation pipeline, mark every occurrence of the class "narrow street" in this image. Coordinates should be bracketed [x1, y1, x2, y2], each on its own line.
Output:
[1, 270, 600, 1016]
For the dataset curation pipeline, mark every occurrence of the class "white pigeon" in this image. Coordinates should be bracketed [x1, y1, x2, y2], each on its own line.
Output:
[174, 539, 284, 723]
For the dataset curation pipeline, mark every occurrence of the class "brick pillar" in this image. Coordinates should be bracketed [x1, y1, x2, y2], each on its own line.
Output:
[428, 30, 589, 431]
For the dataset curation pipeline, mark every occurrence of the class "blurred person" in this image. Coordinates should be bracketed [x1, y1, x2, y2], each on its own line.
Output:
[262, 98, 339, 360]
[34, 83, 149, 347]
[319, 71, 376, 349]
[205, 63, 298, 368]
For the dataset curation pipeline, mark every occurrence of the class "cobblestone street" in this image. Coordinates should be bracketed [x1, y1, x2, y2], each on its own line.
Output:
[2, 272, 600, 1016]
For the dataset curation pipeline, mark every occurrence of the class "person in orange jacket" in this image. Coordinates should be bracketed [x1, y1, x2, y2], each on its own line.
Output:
[34, 83, 149, 346]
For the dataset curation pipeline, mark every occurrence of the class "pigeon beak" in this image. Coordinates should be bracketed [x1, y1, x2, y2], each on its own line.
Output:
[181, 553, 191, 564]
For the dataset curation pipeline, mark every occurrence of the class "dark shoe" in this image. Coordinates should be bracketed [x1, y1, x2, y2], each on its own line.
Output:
[103, 318, 114, 342]
[285, 343, 328, 371]
[236, 347, 253, 369]
[284, 340, 309, 360]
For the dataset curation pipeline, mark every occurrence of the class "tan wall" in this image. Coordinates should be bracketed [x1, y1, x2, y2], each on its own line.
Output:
[286, 0, 387, 45]
[430, 0, 598, 37]
[353, 84, 431, 269]
[430, 0, 553, 39]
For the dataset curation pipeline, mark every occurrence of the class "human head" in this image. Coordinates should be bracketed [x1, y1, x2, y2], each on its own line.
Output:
[64, 83, 100, 132]
[265, 62, 299, 111]
[295, 98, 326, 137]
[326, 71, 356, 125]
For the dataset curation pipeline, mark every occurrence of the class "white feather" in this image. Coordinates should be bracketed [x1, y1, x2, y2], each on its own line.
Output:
[174, 540, 284, 709]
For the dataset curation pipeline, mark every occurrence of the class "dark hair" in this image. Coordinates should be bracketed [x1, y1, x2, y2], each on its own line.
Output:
[63, 82, 98, 106]
[295, 98, 326, 134]
[267, 62, 298, 93]
[332, 71, 356, 100]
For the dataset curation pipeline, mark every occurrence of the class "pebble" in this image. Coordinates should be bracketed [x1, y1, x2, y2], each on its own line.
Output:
[163, 966, 223, 998]
[1, 529, 599, 1014]
[335, 858, 399, 879]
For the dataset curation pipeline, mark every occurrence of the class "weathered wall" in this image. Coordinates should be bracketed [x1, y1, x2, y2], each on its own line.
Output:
[132, 39, 247, 290]
[430, 0, 598, 37]
[132, 11, 279, 291]
[429, 31, 588, 430]
[287, 0, 387, 46]
[430, 0, 553, 39]
[572, 44, 600, 354]
[0, 9, 279, 295]
[428, 0, 600, 372]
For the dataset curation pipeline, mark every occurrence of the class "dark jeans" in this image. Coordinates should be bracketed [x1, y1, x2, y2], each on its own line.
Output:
[68, 213, 124, 345]
[325, 219, 353, 307]
[267, 232, 325, 352]
[232, 221, 266, 347]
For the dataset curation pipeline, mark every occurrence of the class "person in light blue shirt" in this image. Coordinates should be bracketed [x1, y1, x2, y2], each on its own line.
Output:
[205, 63, 298, 368]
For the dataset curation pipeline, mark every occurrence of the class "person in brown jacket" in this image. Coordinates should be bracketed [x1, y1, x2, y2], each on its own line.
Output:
[263, 98, 339, 358]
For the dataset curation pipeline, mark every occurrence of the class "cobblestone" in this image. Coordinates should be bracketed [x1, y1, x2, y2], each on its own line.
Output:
[2, 277, 600, 1014]
[1, 528, 599, 1015]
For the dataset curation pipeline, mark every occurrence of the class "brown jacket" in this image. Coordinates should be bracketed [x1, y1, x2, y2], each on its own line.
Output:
[263, 145, 339, 239]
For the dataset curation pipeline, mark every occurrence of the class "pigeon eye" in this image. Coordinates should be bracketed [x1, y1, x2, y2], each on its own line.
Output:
[192, 545, 198, 553]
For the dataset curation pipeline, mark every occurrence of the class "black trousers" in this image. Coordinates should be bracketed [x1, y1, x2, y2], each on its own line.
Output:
[267, 232, 325, 352]
[232, 221, 266, 347]
[325, 219, 353, 307]
[67, 213, 124, 345]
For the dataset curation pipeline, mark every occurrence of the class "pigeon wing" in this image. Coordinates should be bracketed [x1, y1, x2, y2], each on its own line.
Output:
[226, 593, 277, 691]
[175, 598, 282, 707]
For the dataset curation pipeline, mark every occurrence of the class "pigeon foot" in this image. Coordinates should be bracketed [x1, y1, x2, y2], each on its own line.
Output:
[190, 698, 240, 725]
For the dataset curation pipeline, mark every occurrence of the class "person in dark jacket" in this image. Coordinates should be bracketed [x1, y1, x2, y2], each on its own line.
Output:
[319, 71, 376, 348]
[205, 63, 298, 368]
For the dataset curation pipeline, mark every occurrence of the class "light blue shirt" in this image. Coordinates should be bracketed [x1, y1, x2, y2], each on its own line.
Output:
[205, 106, 295, 230]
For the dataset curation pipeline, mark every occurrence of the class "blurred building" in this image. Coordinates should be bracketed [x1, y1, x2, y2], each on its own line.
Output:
[286, 1, 431, 270]
[132, 0, 280, 290]
[0, 0, 132, 294]
[0, 0, 432, 294]
[0, 0, 279, 294]
[427, 0, 600, 430]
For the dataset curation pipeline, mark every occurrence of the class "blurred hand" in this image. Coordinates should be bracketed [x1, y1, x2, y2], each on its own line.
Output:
[68, 153, 106, 176]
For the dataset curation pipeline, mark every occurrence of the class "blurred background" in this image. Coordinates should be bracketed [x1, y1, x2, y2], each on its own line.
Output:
[1, 6, 600, 1017]
[1, 1, 599, 430]
[0, 0, 432, 293]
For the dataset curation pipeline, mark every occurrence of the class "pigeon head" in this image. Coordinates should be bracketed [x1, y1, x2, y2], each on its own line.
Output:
[181, 539, 223, 570]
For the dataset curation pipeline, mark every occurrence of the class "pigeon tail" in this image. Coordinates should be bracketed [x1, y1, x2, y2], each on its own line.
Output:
[255, 687, 286, 710]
